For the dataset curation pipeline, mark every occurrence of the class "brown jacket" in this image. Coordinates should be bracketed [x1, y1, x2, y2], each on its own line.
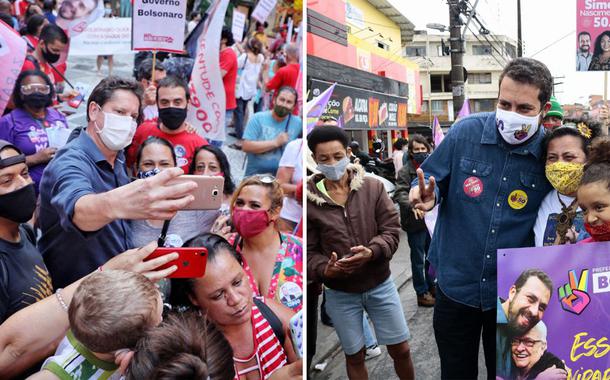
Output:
[307, 164, 400, 293]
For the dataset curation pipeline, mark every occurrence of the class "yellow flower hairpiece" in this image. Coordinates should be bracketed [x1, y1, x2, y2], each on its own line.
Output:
[576, 122, 592, 139]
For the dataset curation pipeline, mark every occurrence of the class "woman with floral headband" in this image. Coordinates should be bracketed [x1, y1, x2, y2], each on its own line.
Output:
[533, 120, 600, 246]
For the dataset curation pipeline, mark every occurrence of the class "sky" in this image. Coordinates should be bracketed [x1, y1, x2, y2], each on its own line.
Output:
[388, 0, 604, 105]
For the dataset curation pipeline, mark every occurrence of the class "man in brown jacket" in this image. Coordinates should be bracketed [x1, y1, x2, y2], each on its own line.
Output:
[307, 125, 414, 380]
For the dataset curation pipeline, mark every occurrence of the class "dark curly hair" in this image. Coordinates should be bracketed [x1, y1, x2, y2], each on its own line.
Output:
[12, 70, 55, 110]
[581, 136, 610, 190]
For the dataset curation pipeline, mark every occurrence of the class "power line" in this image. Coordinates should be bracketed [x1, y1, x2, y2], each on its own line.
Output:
[465, 24, 507, 68]
[528, 30, 575, 58]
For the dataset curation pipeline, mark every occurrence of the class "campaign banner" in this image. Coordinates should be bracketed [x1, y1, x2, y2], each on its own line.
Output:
[497, 242, 610, 379]
[251, 0, 277, 24]
[132, 0, 187, 53]
[232, 10, 246, 42]
[56, 0, 105, 36]
[186, 0, 228, 141]
[69, 18, 132, 56]
[306, 82, 335, 133]
[0, 20, 27, 116]
[309, 79, 409, 130]
[576, 0, 610, 71]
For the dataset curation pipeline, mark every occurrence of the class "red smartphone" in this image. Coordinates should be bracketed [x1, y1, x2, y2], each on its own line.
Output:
[146, 247, 208, 278]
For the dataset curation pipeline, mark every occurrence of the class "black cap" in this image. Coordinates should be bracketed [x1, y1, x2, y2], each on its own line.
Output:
[0, 140, 26, 169]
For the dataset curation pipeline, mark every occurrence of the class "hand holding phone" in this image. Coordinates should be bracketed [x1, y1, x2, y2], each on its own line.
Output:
[145, 247, 208, 278]
[289, 310, 303, 359]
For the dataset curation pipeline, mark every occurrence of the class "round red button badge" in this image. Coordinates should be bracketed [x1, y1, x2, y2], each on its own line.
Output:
[463, 177, 484, 198]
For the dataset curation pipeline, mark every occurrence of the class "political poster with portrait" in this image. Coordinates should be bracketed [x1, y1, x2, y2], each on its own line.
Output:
[186, 0, 229, 141]
[576, 0, 610, 71]
[56, 0, 105, 36]
[0, 19, 27, 115]
[497, 242, 610, 380]
[69, 17, 132, 56]
[132, 0, 187, 53]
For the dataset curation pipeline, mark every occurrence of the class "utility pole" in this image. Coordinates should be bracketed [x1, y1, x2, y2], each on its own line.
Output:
[517, 0, 522, 57]
[448, 0, 465, 119]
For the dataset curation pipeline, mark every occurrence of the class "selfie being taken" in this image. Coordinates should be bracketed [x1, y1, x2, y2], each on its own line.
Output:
[0, 0, 303, 378]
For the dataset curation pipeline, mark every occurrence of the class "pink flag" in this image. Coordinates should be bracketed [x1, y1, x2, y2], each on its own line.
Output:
[186, 0, 229, 141]
[457, 98, 471, 120]
[306, 83, 336, 133]
[0, 20, 27, 116]
[433, 116, 444, 147]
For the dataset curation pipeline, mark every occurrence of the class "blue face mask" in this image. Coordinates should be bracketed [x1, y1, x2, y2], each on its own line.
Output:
[412, 152, 430, 165]
[137, 167, 160, 179]
[317, 156, 349, 181]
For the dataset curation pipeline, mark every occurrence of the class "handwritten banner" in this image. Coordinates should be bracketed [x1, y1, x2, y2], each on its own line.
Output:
[231, 10, 246, 43]
[132, 0, 187, 53]
[0, 20, 27, 115]
[186, 0, 228, 141]
[497, 242, 610, 379]
[69, 18, 132, 56]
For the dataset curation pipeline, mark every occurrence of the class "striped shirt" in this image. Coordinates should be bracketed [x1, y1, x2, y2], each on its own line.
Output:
[233, 303, 288, 379]
[42, 330, 120, 380]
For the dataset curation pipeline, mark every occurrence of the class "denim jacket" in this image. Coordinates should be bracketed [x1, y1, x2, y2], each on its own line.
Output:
[412, 112, 551, 310]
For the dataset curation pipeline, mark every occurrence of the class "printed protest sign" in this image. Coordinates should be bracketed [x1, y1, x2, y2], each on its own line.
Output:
[497, 242, 610, 379]
[186, 0, 229, 141]
[132, 0, 187, 53]
[232, 10, 246, 42]
[251, 0, 277, 23]
[0, 20, 27, 116]
[56, 0, 105, 36]
[576, 0, 610, 71]
[69, 18, 132, 56]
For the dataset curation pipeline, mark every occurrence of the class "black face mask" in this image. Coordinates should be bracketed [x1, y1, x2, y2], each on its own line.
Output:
[412, 152, 430, 165]
[159, 107, 187, 130]
[23, 93, 50, 110]
[41, 45, 60, 64]
[0, 183, 37, 223]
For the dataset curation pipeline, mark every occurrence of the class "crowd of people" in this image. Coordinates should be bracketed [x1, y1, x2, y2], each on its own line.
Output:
[0, 1, 303, 379]
[306, 56, 610, 380]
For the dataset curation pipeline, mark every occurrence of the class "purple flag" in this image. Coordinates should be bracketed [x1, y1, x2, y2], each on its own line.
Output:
[457, 98, 471, 120]
[306, 83, 336, 133]
[433, 116, 444, 147]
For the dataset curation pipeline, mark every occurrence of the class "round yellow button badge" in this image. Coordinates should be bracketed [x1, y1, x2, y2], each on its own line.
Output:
[508, 190, 528, 210]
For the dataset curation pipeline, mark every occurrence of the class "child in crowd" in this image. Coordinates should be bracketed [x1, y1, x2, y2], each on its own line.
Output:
[29, 270, 163, 379]
[577, 136, 610, 243]
[126, 312, 235, 380]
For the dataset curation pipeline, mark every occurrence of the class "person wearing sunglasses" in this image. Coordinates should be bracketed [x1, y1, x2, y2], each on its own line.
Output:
[0, 70, 67, 193]
[509, 321, 566, 380]
[224, 175, 303, 313]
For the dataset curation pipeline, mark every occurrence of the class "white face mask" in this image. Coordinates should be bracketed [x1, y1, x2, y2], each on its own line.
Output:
[317, 156, 349, 181]
[94, 106, 137, 151]
[495, 107, 540, 145]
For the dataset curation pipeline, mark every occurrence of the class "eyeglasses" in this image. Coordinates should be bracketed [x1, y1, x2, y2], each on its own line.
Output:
[511, 337, 542, 348]
[254, 174, 276, 184]
[20, 84, 51, 95]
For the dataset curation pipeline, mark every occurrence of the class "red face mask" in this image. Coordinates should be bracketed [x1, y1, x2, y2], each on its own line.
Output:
[585, 221, 610, 242]
[232, 208, 271, 238]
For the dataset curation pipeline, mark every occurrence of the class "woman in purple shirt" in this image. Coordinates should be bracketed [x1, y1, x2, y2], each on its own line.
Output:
[0, 70, 68, 193]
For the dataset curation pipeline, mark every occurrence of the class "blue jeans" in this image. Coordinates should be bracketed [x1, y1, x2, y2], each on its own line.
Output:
[407, 229, 435, 295]
[233, 98, 249, 139]
[325, 277, 410, 355]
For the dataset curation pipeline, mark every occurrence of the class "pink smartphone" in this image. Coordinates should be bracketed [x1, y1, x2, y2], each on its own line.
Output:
[169, 175, 224, 210]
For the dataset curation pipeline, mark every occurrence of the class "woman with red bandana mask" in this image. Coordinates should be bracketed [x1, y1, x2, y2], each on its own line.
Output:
[224, 175, 303, 312]
[577, 136, 610, 243]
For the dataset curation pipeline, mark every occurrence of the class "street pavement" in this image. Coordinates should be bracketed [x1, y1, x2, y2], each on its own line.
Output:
[63, 53, 246, 181]
[309, 229, 487, 380]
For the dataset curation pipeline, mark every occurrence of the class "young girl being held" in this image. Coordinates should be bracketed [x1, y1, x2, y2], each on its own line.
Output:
[577, 136, 610, 243]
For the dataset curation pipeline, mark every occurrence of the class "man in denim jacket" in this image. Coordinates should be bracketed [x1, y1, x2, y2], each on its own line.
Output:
[409, 57, 554, 379]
